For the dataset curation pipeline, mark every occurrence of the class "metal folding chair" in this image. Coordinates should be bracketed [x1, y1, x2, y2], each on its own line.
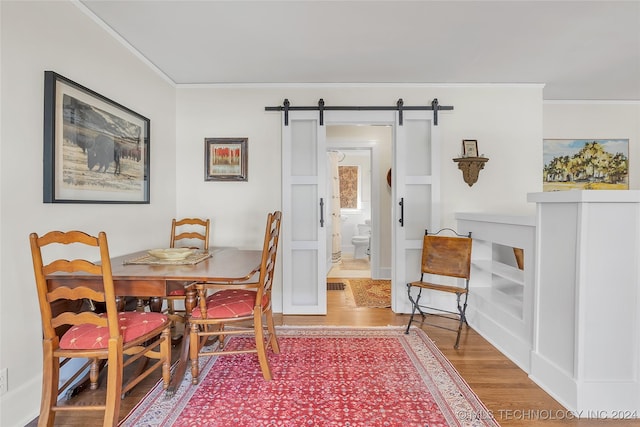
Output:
[405, 228, 472, 349]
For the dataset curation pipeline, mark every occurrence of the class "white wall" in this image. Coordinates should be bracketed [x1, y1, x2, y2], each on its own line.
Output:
[177, 85, 545, 221]
[175, 85, 545, 312]
[0, 2, 177, 426]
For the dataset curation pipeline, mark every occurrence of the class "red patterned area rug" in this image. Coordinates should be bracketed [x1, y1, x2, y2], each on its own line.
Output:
[121, 327, 499, 427]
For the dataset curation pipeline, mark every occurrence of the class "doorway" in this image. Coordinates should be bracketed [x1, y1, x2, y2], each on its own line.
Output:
[325, 124, 393, 282]
[326, 148, 372, 280]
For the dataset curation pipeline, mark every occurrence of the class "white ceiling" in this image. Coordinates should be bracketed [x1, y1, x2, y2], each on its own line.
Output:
[79, 0, 640, 101]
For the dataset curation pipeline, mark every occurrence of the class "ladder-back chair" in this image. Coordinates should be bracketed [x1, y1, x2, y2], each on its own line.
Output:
[30, 230, 171, 427]
[164, 218, 211, 331]
[405, 228, 472, 349]
[189, 211, 282, 382]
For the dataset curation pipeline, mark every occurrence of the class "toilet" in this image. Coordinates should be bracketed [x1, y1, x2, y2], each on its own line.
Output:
[352, 220, 371, 259]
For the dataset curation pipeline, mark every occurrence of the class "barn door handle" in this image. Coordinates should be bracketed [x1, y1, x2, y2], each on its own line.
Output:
[399, 198, 404, 227]
[320, 198, 325, 227]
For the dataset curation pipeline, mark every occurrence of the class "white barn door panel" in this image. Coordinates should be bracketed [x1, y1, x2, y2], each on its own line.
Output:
[281, 112, 327, 314]
[393, 111, 440, 313]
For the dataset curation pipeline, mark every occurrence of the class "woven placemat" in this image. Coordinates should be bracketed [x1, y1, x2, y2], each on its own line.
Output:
[124, 251, 212, 265]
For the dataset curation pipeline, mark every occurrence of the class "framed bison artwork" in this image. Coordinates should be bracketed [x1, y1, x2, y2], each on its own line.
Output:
[204, 137, 248, 181]
[43, 71, 150, 203]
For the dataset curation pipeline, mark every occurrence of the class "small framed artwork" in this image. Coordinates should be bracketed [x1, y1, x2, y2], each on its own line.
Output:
[462, 140, 479, 157]
[205, 137, 248, 181]
[43, 71, 150, 203]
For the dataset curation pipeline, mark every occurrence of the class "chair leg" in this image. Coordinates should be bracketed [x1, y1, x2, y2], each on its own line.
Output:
[64, 359, 107, 400]
[405, 285, 423, 334]
[454, 292, 469, 349]
[460, 292, 469, 326]
[39, 342, 57, 427]
[89, 358, 100, 390]
[217, 323, 227, 348]
[103, 342, 124, 427]
[265, 309, 280, 354]
[253, 313, 272, 381]
[161, 328, 171, 389]
[167, 299, 186, 345]
[189, 322, 201, 385]
[167, 299, 175, 317]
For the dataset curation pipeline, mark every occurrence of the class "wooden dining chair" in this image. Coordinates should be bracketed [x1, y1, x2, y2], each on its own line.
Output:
[30, 230, 171, 427]
[164, 218, 211, 332]
[189, 211, 282, 382]
[170, 217, 211, 251]
[405, 228, 473, 349]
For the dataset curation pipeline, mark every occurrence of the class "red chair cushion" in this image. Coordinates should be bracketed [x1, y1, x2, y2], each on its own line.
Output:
[168, 289, 186, 296]
[190, 289, 259, 319]
[59, 312, 169, 350]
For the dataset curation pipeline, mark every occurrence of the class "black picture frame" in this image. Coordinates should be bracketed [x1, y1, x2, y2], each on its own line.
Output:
[43, 71, 150, 203]
[204, 137, 248, 181]
[462, 139, 479, 157]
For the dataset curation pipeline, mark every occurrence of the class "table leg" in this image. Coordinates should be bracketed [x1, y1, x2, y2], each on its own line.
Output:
[166, 285, 196, 396]
[148, 296, 162, 313]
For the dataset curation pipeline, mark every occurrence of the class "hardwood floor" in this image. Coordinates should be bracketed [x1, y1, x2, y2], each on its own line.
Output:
[27, 281, 638, 426]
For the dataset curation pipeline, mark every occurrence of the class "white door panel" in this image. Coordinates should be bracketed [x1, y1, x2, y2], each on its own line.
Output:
[282, 112, 327, 314]
[393, 111, 440, 313]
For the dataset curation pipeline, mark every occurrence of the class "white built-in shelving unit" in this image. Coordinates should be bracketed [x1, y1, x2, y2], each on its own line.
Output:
[458, 191, 640, 417]
[455, 213, 536, 372]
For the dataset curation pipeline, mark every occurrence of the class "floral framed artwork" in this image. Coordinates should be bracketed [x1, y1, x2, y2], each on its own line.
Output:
[204, 137, 248, 181]
[543, 139, 629, 191]
[338, 165, 359, 209]
[43, 71, 150, 203]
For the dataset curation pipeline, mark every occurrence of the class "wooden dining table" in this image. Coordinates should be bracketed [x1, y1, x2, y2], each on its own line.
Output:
[46, 247, 262, 396]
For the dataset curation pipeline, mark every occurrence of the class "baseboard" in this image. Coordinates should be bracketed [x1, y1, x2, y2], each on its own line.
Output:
[376, 267, 391, 279]
[529, 351, 577, 412]
[467, 309, 531, 373]
[530, 352, 640, 416]
[0, 373, 41, 427]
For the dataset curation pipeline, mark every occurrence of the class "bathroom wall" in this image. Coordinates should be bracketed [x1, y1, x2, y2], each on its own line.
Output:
[338, 150, 371, 254]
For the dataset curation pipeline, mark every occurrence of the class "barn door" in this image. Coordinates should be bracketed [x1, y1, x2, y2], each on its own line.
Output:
[281, 111, 327, 314]
[392, 110, 440, 313]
